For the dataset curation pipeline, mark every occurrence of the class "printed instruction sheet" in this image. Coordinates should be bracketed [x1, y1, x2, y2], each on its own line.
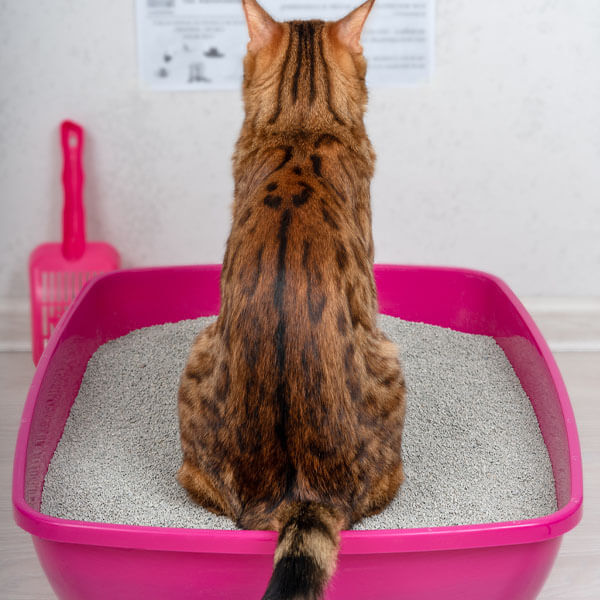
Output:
[136, 0, 435, 90]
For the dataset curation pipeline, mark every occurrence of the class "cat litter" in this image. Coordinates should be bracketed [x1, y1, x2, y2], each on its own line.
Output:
[41, 314, 557, 530]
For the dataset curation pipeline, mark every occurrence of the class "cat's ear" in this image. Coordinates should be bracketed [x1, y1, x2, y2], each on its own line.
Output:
[332, 0, 375, 54]
[242, 0, 281, 53]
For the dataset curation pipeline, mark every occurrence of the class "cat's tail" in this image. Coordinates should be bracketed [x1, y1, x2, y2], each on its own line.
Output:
[261, 502, 345, 600]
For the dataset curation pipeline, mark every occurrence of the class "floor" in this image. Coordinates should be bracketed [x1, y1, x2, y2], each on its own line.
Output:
[1, 319, 599, 598]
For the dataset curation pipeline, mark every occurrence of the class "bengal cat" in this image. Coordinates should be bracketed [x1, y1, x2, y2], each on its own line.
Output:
[178, 1, 405, 598]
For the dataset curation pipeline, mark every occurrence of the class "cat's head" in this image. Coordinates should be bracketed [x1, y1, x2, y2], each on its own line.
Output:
[241, 0, 375, 132]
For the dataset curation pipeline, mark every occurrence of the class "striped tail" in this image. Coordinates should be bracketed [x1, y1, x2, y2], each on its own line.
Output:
[261, 502, 344, 600]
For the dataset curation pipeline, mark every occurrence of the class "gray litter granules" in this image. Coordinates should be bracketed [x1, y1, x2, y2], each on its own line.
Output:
[41, 315, 557, 530]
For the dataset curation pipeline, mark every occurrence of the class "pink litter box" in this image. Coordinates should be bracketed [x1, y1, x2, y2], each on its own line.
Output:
[13, 265, 583, 600]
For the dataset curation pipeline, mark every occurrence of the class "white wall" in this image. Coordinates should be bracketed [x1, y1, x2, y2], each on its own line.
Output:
[1, 0, 599, 301]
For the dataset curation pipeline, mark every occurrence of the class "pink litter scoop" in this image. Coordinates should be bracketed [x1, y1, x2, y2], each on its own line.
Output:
[29, 120, 120, 364]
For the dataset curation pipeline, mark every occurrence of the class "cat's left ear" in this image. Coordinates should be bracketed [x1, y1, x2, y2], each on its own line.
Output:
[242, 0, 281, 53]
[332, 0, 375, 54]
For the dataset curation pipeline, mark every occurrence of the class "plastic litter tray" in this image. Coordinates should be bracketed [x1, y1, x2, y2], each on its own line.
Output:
[13, 265, 583, 600]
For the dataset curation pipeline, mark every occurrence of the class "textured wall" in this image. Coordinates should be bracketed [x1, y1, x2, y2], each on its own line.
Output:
[1, 0, 599, 300]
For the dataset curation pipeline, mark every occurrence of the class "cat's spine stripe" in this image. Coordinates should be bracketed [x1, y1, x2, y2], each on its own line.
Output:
[268, 27, 294, 124]
[318, 26, 345, 125]
[292, 23, 304, 103]
[273, 209, 292, 454]
[274, 209, 291, 314]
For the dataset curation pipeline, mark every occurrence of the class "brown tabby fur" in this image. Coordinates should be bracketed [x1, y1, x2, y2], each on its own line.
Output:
[178, 1, 405, 597]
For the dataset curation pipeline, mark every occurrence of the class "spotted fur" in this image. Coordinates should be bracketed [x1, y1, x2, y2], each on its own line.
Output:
[178, 2, 405, 598]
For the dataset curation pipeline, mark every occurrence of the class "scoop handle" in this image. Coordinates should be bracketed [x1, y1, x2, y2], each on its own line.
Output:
[61, 120, 86, 260]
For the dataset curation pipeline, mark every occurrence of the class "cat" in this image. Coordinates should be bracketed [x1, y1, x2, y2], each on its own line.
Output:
[177, 1, 405, 598]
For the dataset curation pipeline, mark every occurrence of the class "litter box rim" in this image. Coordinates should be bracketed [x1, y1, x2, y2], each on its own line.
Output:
[13, 264, 583, 556]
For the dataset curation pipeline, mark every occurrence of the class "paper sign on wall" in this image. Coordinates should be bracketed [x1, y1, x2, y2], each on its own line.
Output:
[136, 0, 435, 90]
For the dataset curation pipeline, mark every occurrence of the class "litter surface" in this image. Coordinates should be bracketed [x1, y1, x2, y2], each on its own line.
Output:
[41, 315, 557, 530]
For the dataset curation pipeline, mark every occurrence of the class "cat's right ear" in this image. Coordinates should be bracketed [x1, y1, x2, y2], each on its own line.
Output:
[332, 0, 375, 54]
[241, 0, 281, 53]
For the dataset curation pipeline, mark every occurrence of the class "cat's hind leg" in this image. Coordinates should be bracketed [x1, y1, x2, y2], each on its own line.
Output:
[351, 328, 406, 523]
[177, 460, 238, 519]
[352, 461, 404, 522]
[177, 322, 240, 520]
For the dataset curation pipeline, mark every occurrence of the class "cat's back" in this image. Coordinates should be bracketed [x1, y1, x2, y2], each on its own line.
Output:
[211, 141, 383, 507]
